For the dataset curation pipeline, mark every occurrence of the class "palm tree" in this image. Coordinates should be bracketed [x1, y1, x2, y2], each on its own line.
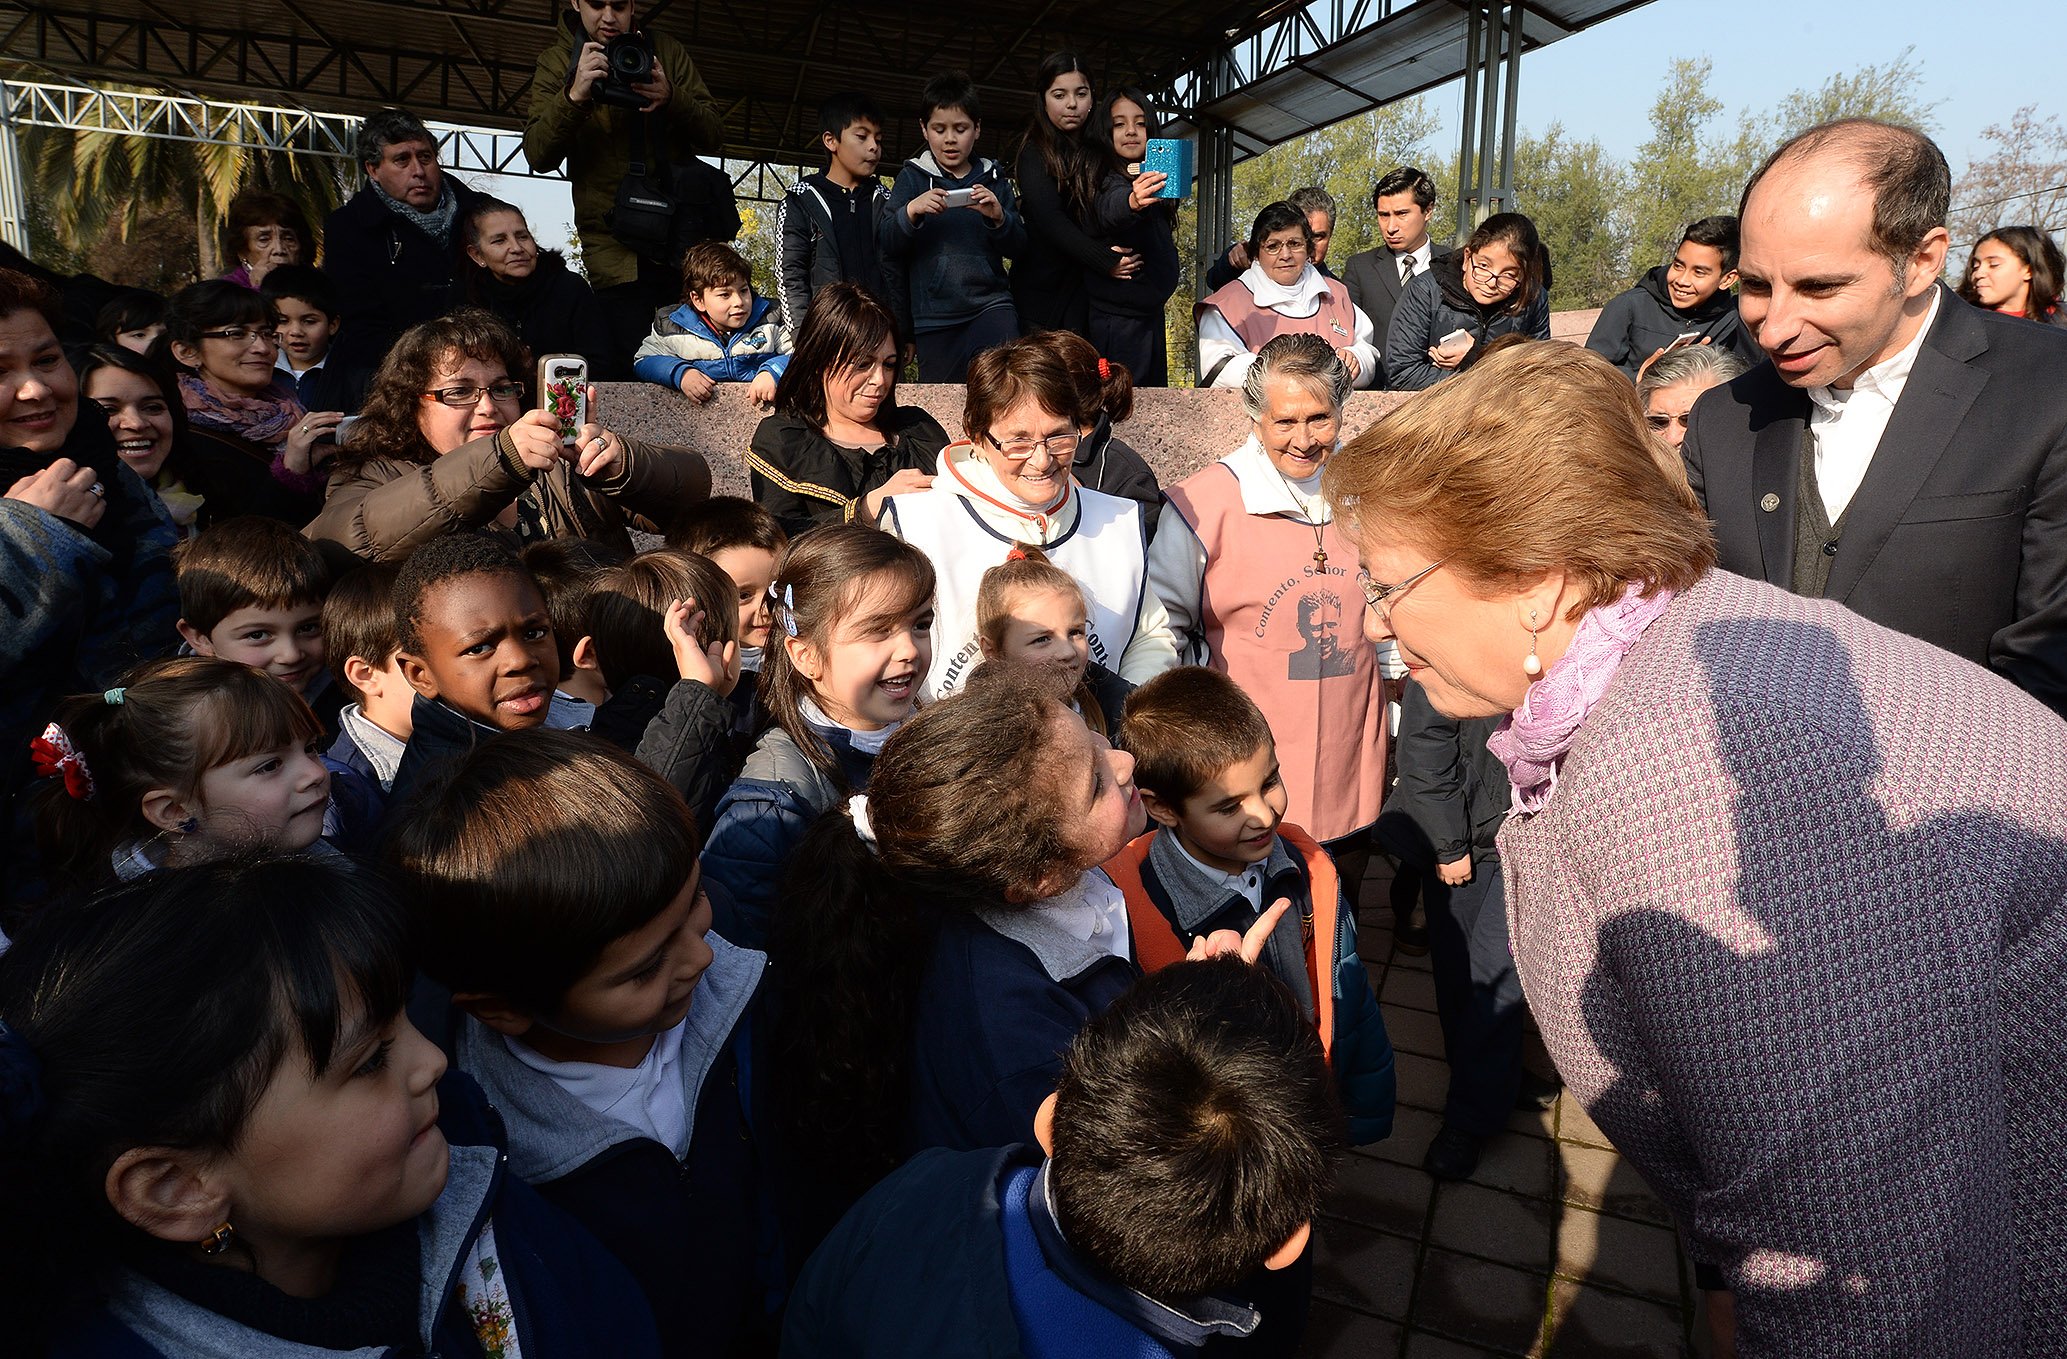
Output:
[30, 86, 347, 281]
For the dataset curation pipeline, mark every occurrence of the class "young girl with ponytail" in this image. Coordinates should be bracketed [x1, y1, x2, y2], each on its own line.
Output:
[32, 654, 331, 889]
[700, 523, 936, 950]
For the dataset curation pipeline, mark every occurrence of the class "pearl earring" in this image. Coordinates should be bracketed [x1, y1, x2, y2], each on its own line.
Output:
[1522, 610, 1542, 677]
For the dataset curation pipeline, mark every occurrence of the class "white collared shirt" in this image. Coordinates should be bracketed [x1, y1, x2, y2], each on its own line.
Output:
[275, 351, 327, 379]
[1030, 869, 1133, 964]
[1197, 263, 1380, 391]
[1805, 289, 1940, 521]
[1170, 835, 1266, 912]
[508, 1017, 692, 1157]
[1397, 240, 1433, 281]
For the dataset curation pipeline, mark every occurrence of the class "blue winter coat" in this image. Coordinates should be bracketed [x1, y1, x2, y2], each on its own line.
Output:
[633, 295, 792, 391]
[50, 1072, 662, 1359]
[702, 723, 876, 951]
[1121, 828, 1396, 1145]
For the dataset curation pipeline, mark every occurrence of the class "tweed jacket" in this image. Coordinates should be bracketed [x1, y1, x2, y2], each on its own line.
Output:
[1497, 569, 2067, 1357]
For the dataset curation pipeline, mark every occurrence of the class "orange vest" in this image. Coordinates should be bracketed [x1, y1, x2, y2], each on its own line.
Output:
[1103, 823, 1340, 1062]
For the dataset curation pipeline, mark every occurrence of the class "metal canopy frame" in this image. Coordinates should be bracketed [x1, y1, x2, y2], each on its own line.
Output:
[0, 0, 1651, 264]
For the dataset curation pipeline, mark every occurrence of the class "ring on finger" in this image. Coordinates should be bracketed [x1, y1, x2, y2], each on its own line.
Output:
[87, 482, 105, 498]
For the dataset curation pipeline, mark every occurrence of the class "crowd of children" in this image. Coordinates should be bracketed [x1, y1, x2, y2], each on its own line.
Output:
[0, 53, 1437, 1359]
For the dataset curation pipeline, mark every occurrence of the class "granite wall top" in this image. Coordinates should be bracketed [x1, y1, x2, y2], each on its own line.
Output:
[597, 382, 1415, 498]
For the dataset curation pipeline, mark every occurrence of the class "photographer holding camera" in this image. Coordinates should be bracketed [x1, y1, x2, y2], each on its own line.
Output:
[525, 0, 725, 366]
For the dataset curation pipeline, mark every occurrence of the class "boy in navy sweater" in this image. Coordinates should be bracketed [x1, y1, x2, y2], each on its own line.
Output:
[387, 729, 778, 1359]
[785, 957, 1343, 1357]
[1109, 665, 1396, 1146]
[879, 69, 1026, 382]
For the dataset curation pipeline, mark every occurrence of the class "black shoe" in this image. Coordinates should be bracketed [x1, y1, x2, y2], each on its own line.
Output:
[1392, 911, 1429, 957]
[1421, 1126, 1483, 1181]
[1516, 1070, 1562, 1111]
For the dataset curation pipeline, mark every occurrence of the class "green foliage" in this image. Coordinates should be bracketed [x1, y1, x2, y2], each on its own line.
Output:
[1511, 123, 1629, 309]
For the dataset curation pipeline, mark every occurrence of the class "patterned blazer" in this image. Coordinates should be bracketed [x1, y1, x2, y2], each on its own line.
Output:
[1497, 568, 2067, 1356]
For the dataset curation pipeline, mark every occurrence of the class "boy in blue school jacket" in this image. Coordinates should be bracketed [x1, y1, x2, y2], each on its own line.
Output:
[386, 729, 781, 1359]
[634, 241, 792, 407]
[784, 957, 1345, 1357]
[1108, 666, 1396, 1145]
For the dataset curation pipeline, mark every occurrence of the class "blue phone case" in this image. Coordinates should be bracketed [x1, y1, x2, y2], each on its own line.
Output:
[1142, 139, 1193, 200]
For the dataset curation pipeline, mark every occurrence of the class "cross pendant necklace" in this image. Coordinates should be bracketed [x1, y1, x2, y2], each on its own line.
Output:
[1272, 461, 1329, 571]
[1313, 543, 1329, 570]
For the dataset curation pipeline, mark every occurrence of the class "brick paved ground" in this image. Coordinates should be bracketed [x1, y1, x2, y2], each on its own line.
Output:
[1300, 864, 1708, 1359]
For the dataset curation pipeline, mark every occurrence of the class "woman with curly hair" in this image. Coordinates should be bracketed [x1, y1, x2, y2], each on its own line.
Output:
[305, 308, 708, 563]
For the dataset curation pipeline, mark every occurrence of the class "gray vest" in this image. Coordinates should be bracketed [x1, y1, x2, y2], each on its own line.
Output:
[1792, 423, 1850, 598]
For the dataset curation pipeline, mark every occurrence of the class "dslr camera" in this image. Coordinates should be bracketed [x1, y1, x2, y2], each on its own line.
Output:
[593, 31, 657, 109]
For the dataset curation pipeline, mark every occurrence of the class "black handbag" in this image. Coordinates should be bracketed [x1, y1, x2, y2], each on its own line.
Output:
[606, 114, 741, 269]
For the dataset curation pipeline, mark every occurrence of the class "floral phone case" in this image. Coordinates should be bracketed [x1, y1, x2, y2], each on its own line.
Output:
[538, 355, 589, 446]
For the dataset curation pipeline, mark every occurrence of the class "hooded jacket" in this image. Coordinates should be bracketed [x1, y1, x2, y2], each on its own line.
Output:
[306, 426, 710, 564]
[879, 152, 1026, 335]
[441, 935, 779, 1359]
[744, 405, 950, 538]
[523, 14, 725, 290]
[1383, 251, 1552, 392]
[52, 1073, 661, 1359]
[777, 172, 890, 328]
[634, 294, 792, 390]
[1585, 265, 1760, 378]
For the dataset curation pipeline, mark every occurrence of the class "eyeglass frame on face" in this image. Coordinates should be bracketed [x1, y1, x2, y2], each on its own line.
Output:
[1355, 557, 1445, 621]
[1465, 253, 1522, 289]
[1644, 410, 1692, 432]
[984, 428, 1082, 460]
[1259, 236, 1310, 258]
[422, 380, 526, 408]
[197, 326, 281, 348]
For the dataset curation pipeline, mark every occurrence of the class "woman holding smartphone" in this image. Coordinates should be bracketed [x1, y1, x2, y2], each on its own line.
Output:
[1384, 211, 1551, 391]
[307, 309, 708, 563]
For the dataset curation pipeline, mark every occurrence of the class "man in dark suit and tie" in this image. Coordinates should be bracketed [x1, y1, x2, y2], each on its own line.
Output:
[1341, 167, 1454, 378]
[1683, 117, 2067, 716]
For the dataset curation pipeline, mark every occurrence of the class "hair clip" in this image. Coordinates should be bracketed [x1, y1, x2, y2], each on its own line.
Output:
[780, 583, 799, 638]
[29, 723, 94, 801]
[102, 688, 125, 705]
[1097, 357, 1112, 381]
[1004, 546, 1031, 563]
[846, 793, 879, 852]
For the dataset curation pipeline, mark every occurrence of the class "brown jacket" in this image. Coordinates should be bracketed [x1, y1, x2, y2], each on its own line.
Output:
[305, 428, 709, 563]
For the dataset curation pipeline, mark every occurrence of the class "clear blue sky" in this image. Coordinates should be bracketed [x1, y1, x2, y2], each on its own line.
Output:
[482, 0, 2053, 247]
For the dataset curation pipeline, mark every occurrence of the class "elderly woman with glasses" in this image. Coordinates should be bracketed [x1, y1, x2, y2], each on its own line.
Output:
[1332, 339, 2067, 1354]
[1194, 200, 1380, 390]
[307, 309, 708, 563]
[1147, 331, 1386, 857]
[158, 280, 340, 524]
[1384, 212, 1550, 392]
[881, 334, 1177, 697]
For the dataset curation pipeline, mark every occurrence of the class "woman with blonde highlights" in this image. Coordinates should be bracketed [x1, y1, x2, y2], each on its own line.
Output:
[1327, 340, 2067, 1352]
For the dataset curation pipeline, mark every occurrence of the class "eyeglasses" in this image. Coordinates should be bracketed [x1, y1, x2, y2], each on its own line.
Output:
[197, 326, 279, 347]
[1645, 412, 1691, 432]
[1260, 238, 1310, 257]
[1355, 558, 1445, 621]
[986, 429, 1081, 460]
[1466, 256, 1521, 288]
[424, 381, 525, 407]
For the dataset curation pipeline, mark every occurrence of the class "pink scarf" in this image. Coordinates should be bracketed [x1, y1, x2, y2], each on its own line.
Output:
[1487, 583, 1677, 814]
[179, 372, 303, 456]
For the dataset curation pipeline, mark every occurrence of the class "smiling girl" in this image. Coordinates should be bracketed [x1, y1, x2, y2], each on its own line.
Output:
[79, 344, 207, 533]
[32, 655, 334, 889]
[0, 856, 661, 1358]
[702, 524, 935, 950]
[880, 336, 1176, 699]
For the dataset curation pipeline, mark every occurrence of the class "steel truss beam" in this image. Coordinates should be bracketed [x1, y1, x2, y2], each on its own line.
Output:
[0, 77, 806, 201]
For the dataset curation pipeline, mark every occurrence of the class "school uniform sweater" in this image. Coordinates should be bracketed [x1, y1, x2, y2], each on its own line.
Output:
[879, 152, 1026, 337]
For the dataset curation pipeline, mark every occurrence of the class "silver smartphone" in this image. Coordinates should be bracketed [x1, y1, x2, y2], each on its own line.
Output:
[942, 187, 975, 209]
